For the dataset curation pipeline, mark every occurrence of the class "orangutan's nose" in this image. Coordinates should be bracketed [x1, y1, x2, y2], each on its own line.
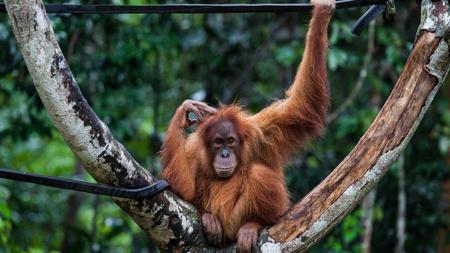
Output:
[221, 149, 230, 158]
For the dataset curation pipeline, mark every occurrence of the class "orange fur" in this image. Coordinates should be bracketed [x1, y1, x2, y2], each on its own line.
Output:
[161, 3, 334, 247]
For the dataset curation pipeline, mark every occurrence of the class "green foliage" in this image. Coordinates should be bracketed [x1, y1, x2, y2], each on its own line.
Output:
[0, 0, 448, 252]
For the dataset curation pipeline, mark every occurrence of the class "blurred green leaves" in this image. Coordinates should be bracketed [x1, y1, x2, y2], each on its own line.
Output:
[0, 0, 448, 252]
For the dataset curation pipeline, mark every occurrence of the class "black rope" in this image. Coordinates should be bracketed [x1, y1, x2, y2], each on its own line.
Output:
[352, 0, 396, 35]
[352, 5, 385, 35]
[0, 168, 169, 199]
[0, 1, 397, 197]
[0, 0, 387, 14]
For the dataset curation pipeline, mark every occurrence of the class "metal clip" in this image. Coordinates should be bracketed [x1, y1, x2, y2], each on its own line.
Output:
[352, 0, 397, 36]
[383, 0, 396, 23]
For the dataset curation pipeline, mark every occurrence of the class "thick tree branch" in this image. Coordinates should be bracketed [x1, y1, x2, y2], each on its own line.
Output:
[4, 1, 207, 252]
[267, 1, 450, 252]
[5, 0, 450, 252]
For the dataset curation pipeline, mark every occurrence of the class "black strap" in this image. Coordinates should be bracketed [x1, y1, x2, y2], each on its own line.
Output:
[352, 0, 397, 35]
[0, 1, 387, 14]
[0, 168, 169, 199]
[352, 5, 386, 35]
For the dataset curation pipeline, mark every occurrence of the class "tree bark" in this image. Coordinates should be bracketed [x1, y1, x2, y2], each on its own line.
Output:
[5, 0, 450, 252]
[4, 1, 207, 252]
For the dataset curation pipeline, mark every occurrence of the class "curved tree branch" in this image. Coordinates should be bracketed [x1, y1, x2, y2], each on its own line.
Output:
[5, 0, 450, 252]
[4, 1, 206, 252]
[267, 1, 450, 251]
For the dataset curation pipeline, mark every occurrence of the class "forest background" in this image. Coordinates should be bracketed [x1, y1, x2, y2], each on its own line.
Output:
[0, 0, 448, 252]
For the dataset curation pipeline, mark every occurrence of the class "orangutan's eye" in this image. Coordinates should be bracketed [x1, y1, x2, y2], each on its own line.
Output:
[214, 138, 223, 145]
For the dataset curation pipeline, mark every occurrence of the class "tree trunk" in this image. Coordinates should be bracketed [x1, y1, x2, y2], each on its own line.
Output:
[395, 153, 406, 253]
[361, 190, 376, 253]
[60, 161, 84, 253]
[5, 0, 450, 252]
